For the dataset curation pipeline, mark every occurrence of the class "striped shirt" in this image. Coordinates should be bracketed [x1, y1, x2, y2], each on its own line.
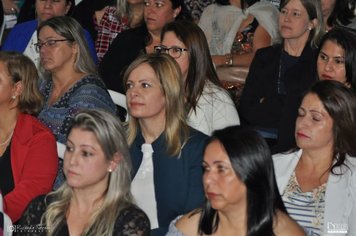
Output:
[282, 172, 326, 236]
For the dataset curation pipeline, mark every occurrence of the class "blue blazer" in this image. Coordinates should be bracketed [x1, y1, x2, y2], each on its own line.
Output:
[130, 128, 208, 236]
[1, 19, 98, 64]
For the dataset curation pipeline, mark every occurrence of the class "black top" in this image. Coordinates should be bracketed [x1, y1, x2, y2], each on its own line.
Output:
[17, 195, 150, 236]
[239, 43, 317, 153]
[99, 25, 149, 94]
[0, 144, 14, 196]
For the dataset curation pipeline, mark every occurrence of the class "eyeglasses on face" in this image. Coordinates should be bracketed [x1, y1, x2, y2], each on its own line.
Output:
[154, 45, 188, 59]
[34, 39, 70, 52]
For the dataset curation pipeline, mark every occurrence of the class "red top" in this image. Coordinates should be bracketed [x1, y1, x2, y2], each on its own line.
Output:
[4, 113, 58, 222]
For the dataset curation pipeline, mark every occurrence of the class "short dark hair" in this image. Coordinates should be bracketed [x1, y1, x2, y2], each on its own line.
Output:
[197, 126, 286, 235]
[318, 26, 356, 91]
[326, 0, 355, 27]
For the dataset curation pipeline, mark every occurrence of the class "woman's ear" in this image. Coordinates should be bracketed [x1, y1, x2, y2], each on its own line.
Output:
[13, 81, 23, 98]
[108, 153, 122, 172]
[173, 6, 181, 18]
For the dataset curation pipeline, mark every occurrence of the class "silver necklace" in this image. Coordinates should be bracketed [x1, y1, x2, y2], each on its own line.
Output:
[0, 130, 14, 146]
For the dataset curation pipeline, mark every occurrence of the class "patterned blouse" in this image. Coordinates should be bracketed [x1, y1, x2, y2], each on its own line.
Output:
[38, 74, 117, 144]
[96, 6, 130, 62]
[18, 195, 150, 236]
[282, 171, 326, 236]
[38, 74, 117, 189]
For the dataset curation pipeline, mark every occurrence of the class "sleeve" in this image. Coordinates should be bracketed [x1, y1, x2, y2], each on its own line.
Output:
[57, 82, 117, 143]
[212, 89, 240, 130]
[4, 132, 58, 222]
[115, 206, 151, 236]
[83, 29, 99, 65]
[184, 133, 207, 212]
[198, 5, 213, 50]
[238, 48, 283, 126]
[2, 25, 23, 52]
[17, 195, 48, 236]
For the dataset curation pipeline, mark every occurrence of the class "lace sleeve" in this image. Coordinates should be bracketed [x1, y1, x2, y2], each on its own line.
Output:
[114, 205, 150, 236]
[15, 195, 47, 236]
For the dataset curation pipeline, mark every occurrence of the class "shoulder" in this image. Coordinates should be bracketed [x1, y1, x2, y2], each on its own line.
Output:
[174, 210, 201, 236]
[114, 204, 150, 233]
[274, 210, 306, 236]
[15, 114, 55, 140]
[20, 194, 48, 225]
[11, 20, 37, 31]
[273, 150, 301, 165]
[187, 128, 209, 144]
[256, 44, 281, 57]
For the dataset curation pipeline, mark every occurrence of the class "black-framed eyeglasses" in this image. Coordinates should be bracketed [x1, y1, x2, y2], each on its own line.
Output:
[34, 39, 70, 52]
[154, 45, 188, 59]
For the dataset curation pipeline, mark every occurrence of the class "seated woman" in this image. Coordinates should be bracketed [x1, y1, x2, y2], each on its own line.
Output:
[198, 0, 280, 99]
[273, 80, 356, 235]
[0, 51, 58, 223]
[317, 26, 356, 91]
[99, 0, 192, 94]
[35, 16, 117, 189]
[157, 20, 239, 135]
[321, 0, 355, 31]
[95, 0, 144, 61]
[167, 126, 305, 235]
[1, 0, 98, 66]
[124, 54, 208, 235]
[239, 0, 324, 153]
[19, 110, 150, 236]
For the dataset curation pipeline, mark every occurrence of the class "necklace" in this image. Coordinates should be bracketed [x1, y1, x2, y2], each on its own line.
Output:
[0, 130, 14, 146]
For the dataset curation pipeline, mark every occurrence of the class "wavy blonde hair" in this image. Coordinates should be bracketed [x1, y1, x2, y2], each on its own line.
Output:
[42, 110, 133, 236]
[123, 54, 189, 156]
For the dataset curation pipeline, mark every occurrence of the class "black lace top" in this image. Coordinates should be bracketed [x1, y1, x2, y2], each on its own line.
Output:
[17, 195, 150, 236]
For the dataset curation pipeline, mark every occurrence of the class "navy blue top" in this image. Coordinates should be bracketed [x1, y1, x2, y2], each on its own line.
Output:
[130, 128, 208, 236]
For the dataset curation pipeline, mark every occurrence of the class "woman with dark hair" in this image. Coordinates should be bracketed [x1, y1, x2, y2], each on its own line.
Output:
[99, 0, 192, 94]
[157, 20, 239, 135]
[274, 80, 356, 235]
[317, 26, 356, 91]
[167, 126, 304, 235]
[2, 0, 98, 66]
[321, 0, 355, 31]
[239, 0, 324, 153]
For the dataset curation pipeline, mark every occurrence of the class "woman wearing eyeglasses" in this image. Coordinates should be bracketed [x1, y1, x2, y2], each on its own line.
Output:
[36, 16, 117, 189]
[157, 20, 239, 135]
[99, 0, 192, 94]
[2, 0, 97, 66]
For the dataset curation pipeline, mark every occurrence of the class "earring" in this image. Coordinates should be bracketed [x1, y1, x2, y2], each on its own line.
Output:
[308, 26, 312, 31]
[108, 168, 112, 173]
[11, 95, 16, 100]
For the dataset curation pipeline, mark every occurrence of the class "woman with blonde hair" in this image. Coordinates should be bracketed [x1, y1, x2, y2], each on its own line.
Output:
[124, 54, 208, 235]
[0, 51, 58, 223]
[20, 110, 150, 236]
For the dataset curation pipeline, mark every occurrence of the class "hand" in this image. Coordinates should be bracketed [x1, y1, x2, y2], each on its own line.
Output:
[2, 0, 20, 14]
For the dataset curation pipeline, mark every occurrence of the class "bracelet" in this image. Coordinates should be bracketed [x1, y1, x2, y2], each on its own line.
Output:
[225, 53, 233, 66]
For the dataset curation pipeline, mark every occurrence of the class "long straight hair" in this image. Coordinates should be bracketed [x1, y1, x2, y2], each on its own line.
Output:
[197, 126, 286, 236]
[42, 110, 133, 236]
[124, 54, 189, 156]
[161, 20, 222, 113]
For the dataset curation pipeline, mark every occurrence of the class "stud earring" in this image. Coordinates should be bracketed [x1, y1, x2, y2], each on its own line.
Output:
[11, 95, 16, 100]
[308, 26, 312, 31]
[108, 168, 112, 173]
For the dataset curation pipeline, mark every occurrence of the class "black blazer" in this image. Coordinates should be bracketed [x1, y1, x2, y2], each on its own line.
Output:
[99, 25, 149, 94]
[239, 43, 317, 153]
